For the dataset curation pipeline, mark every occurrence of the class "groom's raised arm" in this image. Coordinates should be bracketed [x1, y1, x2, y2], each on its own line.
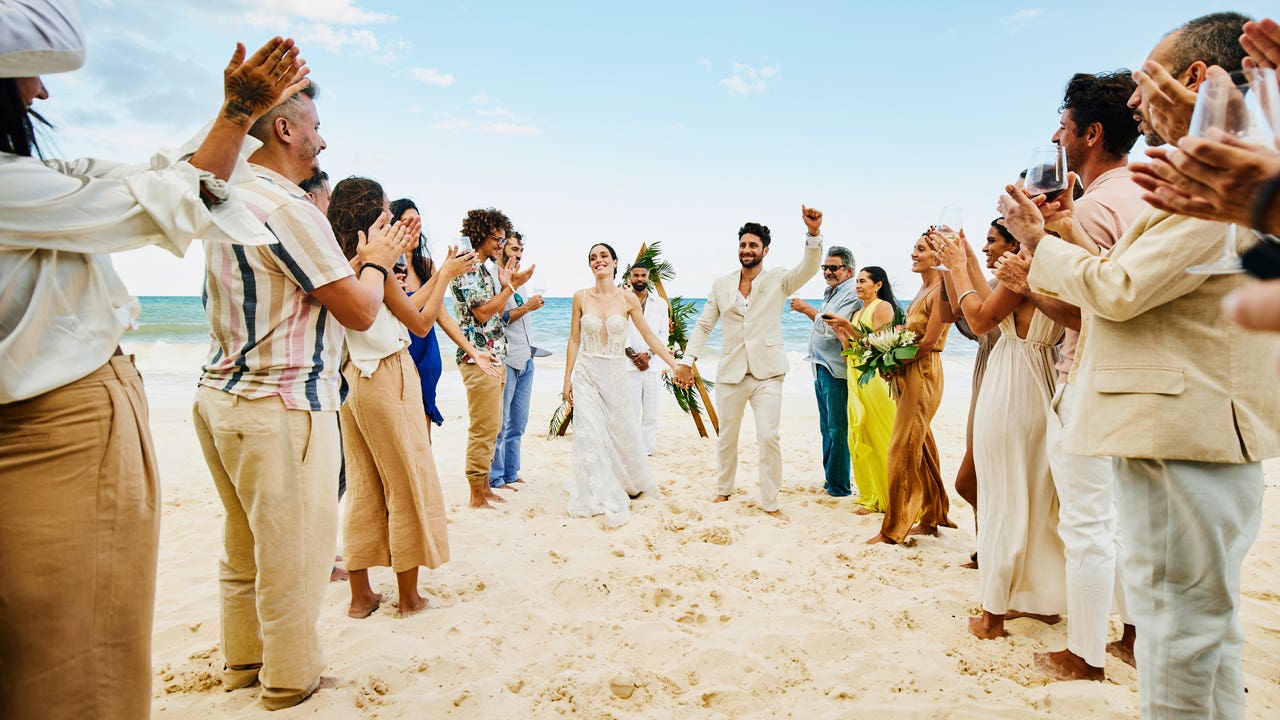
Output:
[781, 205, 824, 295]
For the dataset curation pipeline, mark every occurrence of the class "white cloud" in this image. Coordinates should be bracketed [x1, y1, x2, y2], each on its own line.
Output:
[239, 0, 391, 28]
[412, 67, 455, 87]
[475, 108, 513, 118]
[482, 121, 542, 137]
[1000, 8, 1043, 31]
[720, 63, 778, 96]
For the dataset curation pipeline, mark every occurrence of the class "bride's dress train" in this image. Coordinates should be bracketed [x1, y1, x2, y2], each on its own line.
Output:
[564, 314, 660, 527]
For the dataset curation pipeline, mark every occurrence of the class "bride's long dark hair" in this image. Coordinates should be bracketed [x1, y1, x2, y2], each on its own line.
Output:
[588, 242, 619, 278]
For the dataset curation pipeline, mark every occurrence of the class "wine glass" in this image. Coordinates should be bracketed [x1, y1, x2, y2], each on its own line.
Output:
[1024, 145, 1069, 202]
[932, 206, 964, 270]
[1186, 67, 1280, 275]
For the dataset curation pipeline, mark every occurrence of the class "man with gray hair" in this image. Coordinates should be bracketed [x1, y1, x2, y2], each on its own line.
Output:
[790, 246, 861, 497]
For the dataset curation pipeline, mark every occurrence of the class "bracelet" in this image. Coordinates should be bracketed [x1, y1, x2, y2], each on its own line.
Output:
[956, 289, 978, 305]
[359, 262, 388, 281]
[1250, 173, 1280, 234]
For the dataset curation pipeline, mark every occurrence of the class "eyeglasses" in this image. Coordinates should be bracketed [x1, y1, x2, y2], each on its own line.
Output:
[821, 264, 846, 272]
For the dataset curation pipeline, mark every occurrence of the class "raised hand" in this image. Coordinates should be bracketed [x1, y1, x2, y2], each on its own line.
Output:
[511, 261, 536, 289]
[1132, 61, 1198, 145]
[1242, 19, 1280, 72]
[222, 37, 310, 126]
[1130, 131, 1280, 227]
[932, 229, 966, 270]
[996, 185, 1048, 251]
[789, 297, 815, 314]
[802, 205, 823, 236]
[994, 249, 1033, 295]
[439, 245, 480, 280]
[356, 211, 402, 269]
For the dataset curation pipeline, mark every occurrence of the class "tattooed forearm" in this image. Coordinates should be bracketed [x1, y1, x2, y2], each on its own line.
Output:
[224, 75, 274, 123]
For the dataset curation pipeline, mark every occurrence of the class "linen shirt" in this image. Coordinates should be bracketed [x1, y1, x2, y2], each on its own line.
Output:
[0, 140, 271, 404]
[346, 305, 409, 378]
[451, 263, 506, 364]
[804, 278, 862, 379]
[624, 292, 670, 374]
[1055, 166, 1147, 383]
[198, 164, 354, 411]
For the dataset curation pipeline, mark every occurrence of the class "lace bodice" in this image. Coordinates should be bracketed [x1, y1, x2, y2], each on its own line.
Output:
[580, 314, 628, 357]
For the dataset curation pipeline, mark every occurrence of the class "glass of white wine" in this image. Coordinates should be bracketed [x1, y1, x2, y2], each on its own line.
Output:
[932, 206, 964, 270]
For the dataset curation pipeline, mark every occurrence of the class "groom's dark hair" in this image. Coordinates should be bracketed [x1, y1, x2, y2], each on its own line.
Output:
[738, 221, 771, 247]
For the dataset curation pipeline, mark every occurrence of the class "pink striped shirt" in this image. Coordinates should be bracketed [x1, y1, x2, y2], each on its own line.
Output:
[198, 165, 353, 411]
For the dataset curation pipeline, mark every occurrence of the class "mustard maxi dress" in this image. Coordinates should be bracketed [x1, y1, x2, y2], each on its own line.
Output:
[845, 298, 895, 513]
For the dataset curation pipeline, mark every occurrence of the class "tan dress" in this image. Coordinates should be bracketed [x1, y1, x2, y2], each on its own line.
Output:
[974, 308, 1065, 615]
[341, 349, 450, 572]
[880, 285, 955, 543]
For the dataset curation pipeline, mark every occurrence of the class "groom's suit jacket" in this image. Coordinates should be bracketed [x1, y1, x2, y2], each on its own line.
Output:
[1028, 208, 1280, 463]
[682, 235, 823, 385]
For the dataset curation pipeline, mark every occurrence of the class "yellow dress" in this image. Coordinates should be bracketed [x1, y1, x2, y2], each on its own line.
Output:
[845, 299, 895, 513]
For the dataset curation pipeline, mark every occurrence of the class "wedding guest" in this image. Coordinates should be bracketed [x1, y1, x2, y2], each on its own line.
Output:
[1004, 13, 1279, 717]
[300, 170, 331, 213]
[1009, 70, 1148, 681]
[937, 224, 1066, 641]
[822, 267, 898, 514]
[867, 233, 955, 544]
[673, 207, 823, 518]
[490, 230, 549, 490]
[624, 262, 669, 456]
[327, 178, 492, 620]
[790, 246, 862, 497]
[194, 83, 412, 710]
[0, 9, 303, 717]
[451, 208, 534, 509]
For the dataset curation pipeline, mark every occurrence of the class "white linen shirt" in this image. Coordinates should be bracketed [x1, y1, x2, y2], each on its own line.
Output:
[345, 306, 410, 378]
[624, 292, 669, 374]
[0, 137, 272, 404]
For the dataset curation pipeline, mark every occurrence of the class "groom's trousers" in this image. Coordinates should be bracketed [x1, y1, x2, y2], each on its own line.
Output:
[714, 373, 783, 512]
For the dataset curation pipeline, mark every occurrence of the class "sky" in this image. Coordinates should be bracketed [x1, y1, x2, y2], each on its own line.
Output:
[39, 0, 1272, 298]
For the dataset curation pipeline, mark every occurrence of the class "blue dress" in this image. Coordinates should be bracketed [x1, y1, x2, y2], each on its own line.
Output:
[408, 328, 444, 426]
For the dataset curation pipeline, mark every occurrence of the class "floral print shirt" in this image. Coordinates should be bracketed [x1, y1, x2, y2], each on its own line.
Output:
[450, 266, 507, 364]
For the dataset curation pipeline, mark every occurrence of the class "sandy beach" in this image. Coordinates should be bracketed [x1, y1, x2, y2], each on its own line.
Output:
[134, 348, 1280, 719]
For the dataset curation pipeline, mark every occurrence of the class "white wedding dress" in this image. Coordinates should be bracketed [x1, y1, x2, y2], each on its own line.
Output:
[564, 314, 660, 527]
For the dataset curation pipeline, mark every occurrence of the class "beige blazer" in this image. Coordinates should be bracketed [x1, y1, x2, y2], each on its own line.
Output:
[1028, 209, 1280, 463]
[683, 236, 822, 384]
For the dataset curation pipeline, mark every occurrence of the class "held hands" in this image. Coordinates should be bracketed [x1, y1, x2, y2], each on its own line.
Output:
[993, 249, 1033, 295]
[672, 364, 694, 389]
[802, 205, 823, 236]
[1132, 61, 1197, 145]
[1130, 130, 1280, 228]
[222, 37, 310, 126]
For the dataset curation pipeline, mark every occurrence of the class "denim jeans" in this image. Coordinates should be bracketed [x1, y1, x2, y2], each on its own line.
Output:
[490, 358, 535, 487]
[814, 364, 851, 496]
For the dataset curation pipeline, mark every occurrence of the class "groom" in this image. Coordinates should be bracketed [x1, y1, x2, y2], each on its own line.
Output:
[674, 207, 824, 517]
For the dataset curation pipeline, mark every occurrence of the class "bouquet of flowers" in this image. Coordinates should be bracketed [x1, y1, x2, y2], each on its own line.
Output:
[844, 322, 919, 387]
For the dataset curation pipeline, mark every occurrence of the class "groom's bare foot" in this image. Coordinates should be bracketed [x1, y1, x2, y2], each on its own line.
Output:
[712, 494, 730, 503]
[763, 508, 787, 521]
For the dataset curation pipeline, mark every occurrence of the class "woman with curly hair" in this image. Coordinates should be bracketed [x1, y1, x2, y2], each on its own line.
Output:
[327, 177, 497, 618]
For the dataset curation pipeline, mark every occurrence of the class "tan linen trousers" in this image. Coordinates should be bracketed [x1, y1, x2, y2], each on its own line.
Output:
[341, 350, 449, 572]
[0, 357, 159, 720]
[459, 362, 504, 490]
[192, 387, 339, 697]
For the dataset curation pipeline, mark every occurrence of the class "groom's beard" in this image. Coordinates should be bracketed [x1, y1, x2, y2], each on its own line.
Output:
[630, 281, 648, 292]
[739, 253, 761, 269]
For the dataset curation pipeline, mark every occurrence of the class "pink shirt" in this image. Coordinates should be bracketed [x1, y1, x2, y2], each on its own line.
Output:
[1056, 166, 1148, 382]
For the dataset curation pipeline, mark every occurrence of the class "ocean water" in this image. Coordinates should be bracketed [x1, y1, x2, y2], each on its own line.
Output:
[125, 295, 979, 361]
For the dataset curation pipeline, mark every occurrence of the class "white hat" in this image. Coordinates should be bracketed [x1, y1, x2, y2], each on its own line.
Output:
[0, 0, 85, 78]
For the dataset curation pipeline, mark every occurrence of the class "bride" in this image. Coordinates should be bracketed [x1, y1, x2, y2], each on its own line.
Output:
[562, 243, 680, 526]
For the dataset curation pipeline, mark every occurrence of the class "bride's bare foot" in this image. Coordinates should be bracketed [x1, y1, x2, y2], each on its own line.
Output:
[907, 523, 940, 537]
[968, 611, 1006, 639]
[865, 532, 893, 545]
[1006, 611, 1061, 625]
[712, 494, 730, 503]
[348, 591, 382, 619]
[1034, 649, 1104, 682]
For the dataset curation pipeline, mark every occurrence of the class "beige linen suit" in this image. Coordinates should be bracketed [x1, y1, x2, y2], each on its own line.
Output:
[682, 235, 822, 511]
[1028, 209, 1280, 720]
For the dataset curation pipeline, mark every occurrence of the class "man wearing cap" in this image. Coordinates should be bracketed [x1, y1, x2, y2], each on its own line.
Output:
[0, 3, 310, 718]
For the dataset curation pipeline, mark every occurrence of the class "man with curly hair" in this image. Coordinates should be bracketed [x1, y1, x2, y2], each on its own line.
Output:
[450, 208, 534, 509]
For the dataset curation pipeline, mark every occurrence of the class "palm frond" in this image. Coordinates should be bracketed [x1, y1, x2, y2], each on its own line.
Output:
[620, 241, 676, 288]
[662, 373, 714, 416]
[547, 400, 573, 438]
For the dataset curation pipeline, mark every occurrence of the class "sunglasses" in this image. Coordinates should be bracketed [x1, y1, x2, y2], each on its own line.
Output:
[821, 264, 846, 272]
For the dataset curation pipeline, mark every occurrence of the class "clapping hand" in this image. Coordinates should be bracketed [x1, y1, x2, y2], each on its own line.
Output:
[993, 249, 1033, 296]
[1242, 18, 1280, 72]
[439, 245, 480, 280]
[1130, 129, 1280, 226]
[802, 205, 823, 236]
[499, 256, 537, 290]
[222, 37, 310, 126]
[357, 212, 413, 269]
[929, 228, 967, 270]
[996, 186, 1049, 251]
[1132, 60, 1198, 146]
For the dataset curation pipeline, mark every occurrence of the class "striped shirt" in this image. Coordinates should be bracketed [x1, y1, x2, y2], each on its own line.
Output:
[198, 164, 354, 411]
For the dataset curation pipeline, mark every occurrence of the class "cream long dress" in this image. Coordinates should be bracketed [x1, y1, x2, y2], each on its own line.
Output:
[973, 308, 1066, 615]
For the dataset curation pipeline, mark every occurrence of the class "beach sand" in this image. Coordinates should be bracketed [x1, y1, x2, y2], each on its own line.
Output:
[134, 350, 1280, 719]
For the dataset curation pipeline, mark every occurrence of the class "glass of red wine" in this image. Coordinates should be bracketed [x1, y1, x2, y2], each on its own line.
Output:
[1024, 145, 1069, 203]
